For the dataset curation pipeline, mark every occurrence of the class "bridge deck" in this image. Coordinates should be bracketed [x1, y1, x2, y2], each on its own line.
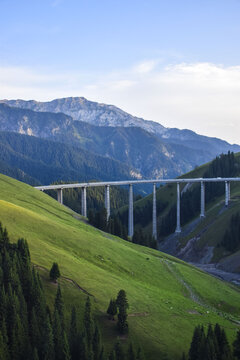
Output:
[34, 177, 240, 191]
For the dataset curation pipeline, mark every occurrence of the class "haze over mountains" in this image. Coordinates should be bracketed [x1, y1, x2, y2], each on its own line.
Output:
[0, 97, 239, 184]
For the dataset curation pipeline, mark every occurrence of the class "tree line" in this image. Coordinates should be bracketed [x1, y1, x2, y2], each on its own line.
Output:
[183, 322, 240, 360]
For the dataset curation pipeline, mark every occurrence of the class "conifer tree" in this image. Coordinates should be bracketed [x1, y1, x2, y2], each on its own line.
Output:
[116, 290, 129, 334]
[53, 310, 63, 360]
[108, 350, 116, 360]
[84, 296, 94, 350]
[136, 347, 145, 360]
[62, 331, 71, 360]
[54, 284, 64, 328]
[93, 324, 102, 360]
[50, 262, 61, 283]
[41, 314, 54, 360]
[189, 325, 205, 360]
[107, 299, 118, 320]
[69, 306, 79, 360]
[127, 343, 136, 360]
[32, 348, 39, 360]
[114, 341, 125, 360]
[233, 330, 240, 359]
[0, 329, 9, 360]
[220, 328, 232, 359]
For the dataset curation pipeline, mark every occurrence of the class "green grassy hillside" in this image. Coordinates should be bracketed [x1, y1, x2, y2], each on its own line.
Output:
[0, 173, 240, 359]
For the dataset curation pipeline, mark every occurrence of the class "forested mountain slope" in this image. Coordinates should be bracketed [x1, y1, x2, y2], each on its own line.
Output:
[117, 152, 240, 272]
[0, 173, 240, 359]
[0, 131, 137, 185]
[3, 97, 240, 157]
[1, 101, 239, 179]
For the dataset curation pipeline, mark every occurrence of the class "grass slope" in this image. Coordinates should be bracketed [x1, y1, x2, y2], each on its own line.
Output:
[0, 173, 240, 359]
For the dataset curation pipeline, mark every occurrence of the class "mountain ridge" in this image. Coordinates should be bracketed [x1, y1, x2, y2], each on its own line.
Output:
[0, 100, 239, 180]
[2, 96, 239, 149]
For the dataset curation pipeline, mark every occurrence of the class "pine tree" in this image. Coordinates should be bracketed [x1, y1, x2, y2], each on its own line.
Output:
[136, 347, 145, 360]
[0, 329, 9, 360]
[127, 343, 136, 360]
[116, 290, 129, 334]
[189, 325, 205, 360]
[221, 328, 232, 359]
[50, 262, 60, 282]
[41, 314, 54, 360]
[107, 299, 117, 320]
[54, 284, 64, 328]
[93, 324, 101, 360]
[84, 297, 94, 350]
[108, 350, 116, 360]
[53, 310, 63, 360]
[62, 331, 71, 360]
[114, 341, 125, 360]
[69, 306, 79, 360]
[32, 348, 39, 360]
[181, 352, 186, 360]
[233, 330, 240, 359]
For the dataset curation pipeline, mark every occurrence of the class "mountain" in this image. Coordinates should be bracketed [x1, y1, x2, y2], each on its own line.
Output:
[3, 97, 240, 159]
[1, 172, 240, 359]
[0, 102, 239, 180]
[0, 130, 138, 185]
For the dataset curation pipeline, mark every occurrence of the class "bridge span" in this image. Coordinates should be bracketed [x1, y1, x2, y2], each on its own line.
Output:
[35, 177, 240, 239]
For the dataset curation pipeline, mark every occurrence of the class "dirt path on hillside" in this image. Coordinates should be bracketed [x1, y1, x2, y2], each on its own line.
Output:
[162, 259, 240, 325]
[163, 259, 205, 306]
[34, 264, 93, 296]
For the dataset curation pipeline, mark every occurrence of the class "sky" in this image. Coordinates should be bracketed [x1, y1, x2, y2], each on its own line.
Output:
[1, 0, 240, 143]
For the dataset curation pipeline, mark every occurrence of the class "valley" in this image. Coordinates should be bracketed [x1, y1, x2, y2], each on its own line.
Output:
[1, 173, 240, 359]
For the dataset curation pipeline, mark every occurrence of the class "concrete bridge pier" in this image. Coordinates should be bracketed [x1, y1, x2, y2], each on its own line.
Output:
[225, 181, 229, 207]
[81, 187, 87, 217]
[228, 181, 231, 202]
[152, 183, 157, 240]
[175, 182, 181, 233]
[128, 184, 134, 238]
[57, 189, 63, 204]
[105, 185, 110, 220]
[200, 181, 205, 218]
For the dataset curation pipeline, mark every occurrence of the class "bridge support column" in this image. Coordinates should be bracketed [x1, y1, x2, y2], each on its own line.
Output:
[175, 182, 181, 233]
[200, 181, 205, 218]
[228, 182, 231, 202]
[57, 189, 63, 204]
[128, 184, 134, 238]
[81, 187, 87, 217]
[105, 185, 110, 220]
[152, 183, 157, 240]
[225, 181, 229, 207]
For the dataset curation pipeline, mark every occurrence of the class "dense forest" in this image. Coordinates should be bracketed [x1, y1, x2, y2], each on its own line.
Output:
[184, 322, 240, 360]
[0, 223, 145, 360]
[0, 131, 134, 186]
[47, 184, 138, 214]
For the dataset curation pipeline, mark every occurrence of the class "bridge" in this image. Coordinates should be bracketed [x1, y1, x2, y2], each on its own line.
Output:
[35, 177, 240, 240]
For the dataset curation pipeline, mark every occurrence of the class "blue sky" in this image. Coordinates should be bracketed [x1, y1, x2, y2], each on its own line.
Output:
[1, 0, 240, 143]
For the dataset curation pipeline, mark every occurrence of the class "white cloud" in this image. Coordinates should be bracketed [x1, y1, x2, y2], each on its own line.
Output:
[1, 62, 240, 144]
[133, 60, 159, 74]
